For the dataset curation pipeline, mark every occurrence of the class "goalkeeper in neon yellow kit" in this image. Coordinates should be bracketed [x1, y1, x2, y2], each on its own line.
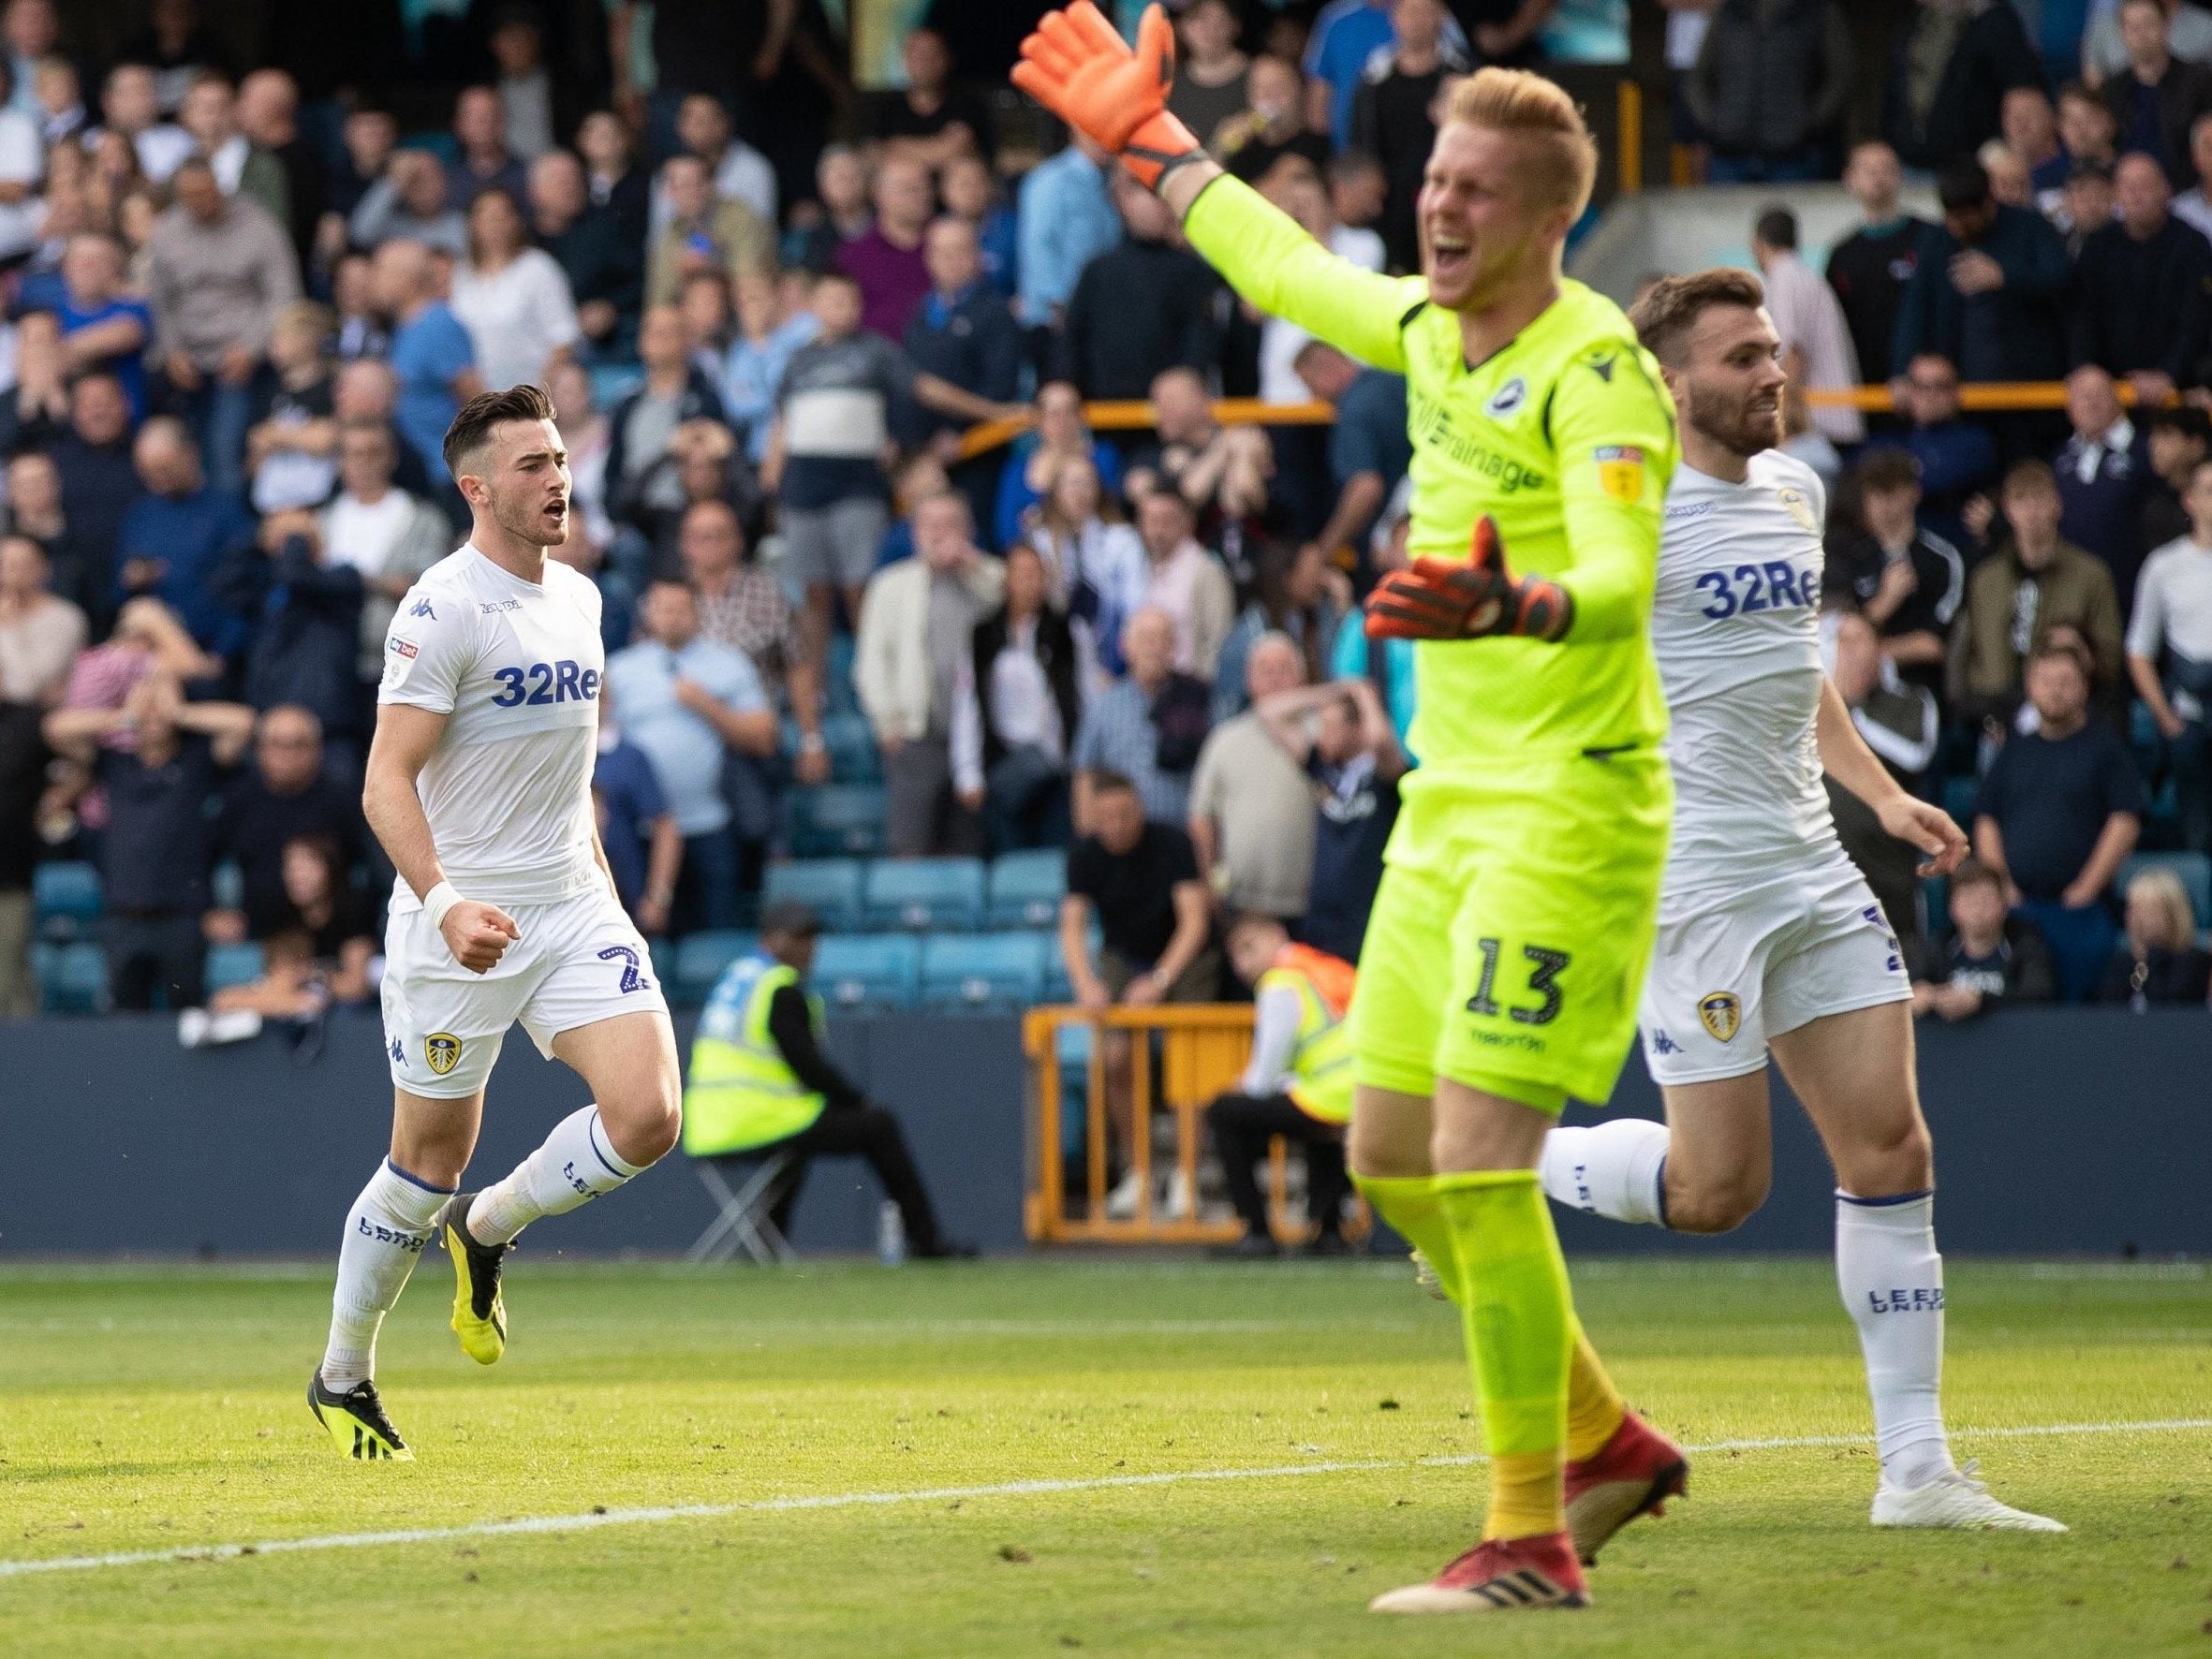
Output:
[1016, 5, 1688, 1613]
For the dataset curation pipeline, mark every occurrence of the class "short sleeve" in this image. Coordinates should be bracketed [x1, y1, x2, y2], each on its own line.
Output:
[1154, 824, 1200, 885]
[434, 315, 477, 380]
[377, 584, 473, 713]
[709, 643, 769, 712]
[1066, 837, 1104, 902]
[870, 336, 917, 398]
[2126, 557, 2167, 661]
[1972, 744, 2012, 824]
[2101, 734, 2146, 817]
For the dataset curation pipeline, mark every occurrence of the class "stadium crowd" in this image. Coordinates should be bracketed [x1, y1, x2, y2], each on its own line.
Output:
[0, 0, 2209, 1042]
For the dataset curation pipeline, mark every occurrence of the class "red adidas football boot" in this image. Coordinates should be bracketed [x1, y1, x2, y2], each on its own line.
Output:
[1564, 1409, 1689, 1564]
[1367, 1530, 1590, 1613]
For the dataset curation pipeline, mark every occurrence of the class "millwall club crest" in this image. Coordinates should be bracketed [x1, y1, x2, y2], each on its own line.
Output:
[425, 1032, 463, 1076]
[1484, 376, 1527, 418]
[1697, 991, 1741, 1043]
[1777, 487, 1818, 534]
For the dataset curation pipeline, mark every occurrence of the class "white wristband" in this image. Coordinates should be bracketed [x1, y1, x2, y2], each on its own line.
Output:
[422, 881, 465, 930]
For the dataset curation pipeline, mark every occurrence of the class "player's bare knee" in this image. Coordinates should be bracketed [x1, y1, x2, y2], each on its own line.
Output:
[1665, 1164, 1768, 1234]
[1838, 1113, 1933, 1199]
[600, 1076, 683, 1167]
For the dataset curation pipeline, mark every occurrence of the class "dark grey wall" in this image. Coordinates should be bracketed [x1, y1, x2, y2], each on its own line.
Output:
[0, 1011, 1028, 1257]
[0, 1009, 2204, 1256]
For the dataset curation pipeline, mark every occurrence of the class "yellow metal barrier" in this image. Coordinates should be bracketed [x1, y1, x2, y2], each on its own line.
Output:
[1022, 1003, 1364, 1247]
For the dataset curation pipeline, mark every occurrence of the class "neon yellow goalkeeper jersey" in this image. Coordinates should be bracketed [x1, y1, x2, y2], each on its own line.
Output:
[1183, 175, 1678, 777]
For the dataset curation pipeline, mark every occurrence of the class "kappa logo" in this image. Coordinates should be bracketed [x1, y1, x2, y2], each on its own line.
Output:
[1484, 376, 1527, 418]
[1777, 486, 1818, 534]
[1697, 991, 1742, 1043]
[425, 1032, 463, 1076]
[389, 1035, 405, 1064]
[409, 597, 437, 620]
[1647, 1027, 1681, 1056]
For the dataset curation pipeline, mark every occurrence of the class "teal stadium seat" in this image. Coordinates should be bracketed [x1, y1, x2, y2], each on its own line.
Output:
[1940, 775, 1979, 832]
[2116, 851, 2212, 927]
[820, 712, 880, 783]
[762, 859, 864, 932]
[921, 932, 1048, 1008]
[650, 935, 678, 991]
[812, 933, 921, 1008]
[787, 785, 887, 858]
[204, 943, 265, 992]
[39, 940, 107, 1013]
[985, 850, 1066, 929]
[825, 635, 860, 717]
[675, 932, 758, 1002]
[863, 858, 986, 931]
[33, 861, 101, 940]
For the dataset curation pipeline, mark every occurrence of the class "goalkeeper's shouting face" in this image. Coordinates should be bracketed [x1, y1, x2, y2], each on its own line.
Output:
[1417, 75, 1598, 314]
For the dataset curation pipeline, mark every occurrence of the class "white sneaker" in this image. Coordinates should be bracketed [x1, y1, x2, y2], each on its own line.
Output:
[1871, 1461, 2067, 1532]
[177, 1008, 211, 1048]
[1163, 1167, 1194, 1220]
[1103, 1168, 1144, 1220]
[206, 1009, 262, 1046]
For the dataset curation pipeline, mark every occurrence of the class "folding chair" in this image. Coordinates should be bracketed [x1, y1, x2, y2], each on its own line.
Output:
[685, 1151, 800, 1266]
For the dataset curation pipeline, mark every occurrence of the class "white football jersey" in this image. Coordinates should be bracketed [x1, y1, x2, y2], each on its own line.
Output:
[377, 546, 605, 911]
[1650, 451, 1844, 901]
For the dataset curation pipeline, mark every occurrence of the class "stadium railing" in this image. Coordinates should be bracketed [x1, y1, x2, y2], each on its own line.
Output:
[1021, 1002, 1370, 1248]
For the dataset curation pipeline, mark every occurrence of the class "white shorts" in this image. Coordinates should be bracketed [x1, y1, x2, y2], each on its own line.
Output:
[1638, 859, 1910, 1086]
[380, 888, 670, 1098]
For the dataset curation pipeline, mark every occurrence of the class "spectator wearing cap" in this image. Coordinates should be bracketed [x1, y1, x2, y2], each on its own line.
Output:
[1951, 459, 2124, 727]
[1826, 140, 1938, 386]
[1753, 206, 1865, 447]
[2096, 864, 2212, 1003]
[2054, 363, 2154, 609]
[608, 578, 778, 935]
[1686, 0, 1854, 184]
[1865, 354, 1999, 550]
[146, 155, 301, 497]
[1070, 607, 1214, 827]
[1880, 0, 2042, 171]
[1062, 174, 1225, 401]
[1909, 856, 2057, 1020]
[2138, 403, 2212, 551]
[2098, 0, 2212, 188]
[2069, 152, 2212, 409]
[1893, 158, 2072, 391]
[1974, 639, 2145, 999]
[2127, 454, 2212, 849]
[1189, 635, 1316, 928]
[1824, 449, 1964, 694]
[209, 704, 363, 941]
[683, 901, 975, 1255]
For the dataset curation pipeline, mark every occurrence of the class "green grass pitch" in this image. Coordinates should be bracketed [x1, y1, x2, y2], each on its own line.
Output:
[1, 1256, 2207, 1656]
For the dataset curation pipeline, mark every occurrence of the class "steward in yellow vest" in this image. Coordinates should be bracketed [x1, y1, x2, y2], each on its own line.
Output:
[681, 901, 974, 1257]
[1204, 912, 1359, 1257]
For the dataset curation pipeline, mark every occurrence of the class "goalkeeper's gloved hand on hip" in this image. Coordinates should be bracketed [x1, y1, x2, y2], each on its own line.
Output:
[1364, 517, 1575, 643]
[1012, 2, 1205, 191]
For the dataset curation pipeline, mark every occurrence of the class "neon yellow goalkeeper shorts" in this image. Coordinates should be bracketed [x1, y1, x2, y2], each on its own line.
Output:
[1349, 747, 1672, 1112]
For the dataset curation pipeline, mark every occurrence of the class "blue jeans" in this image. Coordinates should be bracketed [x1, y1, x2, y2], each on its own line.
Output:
[170, 374, 259, 497]
[2016, 899, 2117, 1004]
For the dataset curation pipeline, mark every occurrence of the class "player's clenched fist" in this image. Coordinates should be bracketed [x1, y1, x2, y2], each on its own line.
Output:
[1364, 516, 1575, 643]
[1012, 2, 1202, 190]
[441, 902, 522, 975]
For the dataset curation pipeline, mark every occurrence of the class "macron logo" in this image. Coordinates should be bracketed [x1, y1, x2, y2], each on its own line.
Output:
[409, 598, 437, 620]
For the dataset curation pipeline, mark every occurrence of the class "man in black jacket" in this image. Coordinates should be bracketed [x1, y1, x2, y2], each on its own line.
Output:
[1061, 172, 1225, 400]
[2100, 0, 2212, 188]
[2069, 152, 2212, 406]
[1687, 0, 1855, 184]
[1827, 140, 1938, 384]
[45, 374, 142, 635]
[528, 148, 643, 363]
[1893, 157, 2072, 386]
[1881, 0, 2043, 172]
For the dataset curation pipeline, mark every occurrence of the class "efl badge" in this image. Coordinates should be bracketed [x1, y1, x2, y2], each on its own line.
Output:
[1595, 446, 1645, 504]
[1697, 992, 1741, 1043]
[425, 1032, 463, 1076]
[1778, 487, 1818, 533]
[1485, 376, 1527, 418]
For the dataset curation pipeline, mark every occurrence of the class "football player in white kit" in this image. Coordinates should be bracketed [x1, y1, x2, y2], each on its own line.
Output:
[309, 385, 682, 1460]
[1536, 271, 2064, 1533]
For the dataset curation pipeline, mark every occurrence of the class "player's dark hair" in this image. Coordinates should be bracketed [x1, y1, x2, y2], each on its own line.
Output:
[1753, 206, 1798, 251]
[442, 382, 554, 478]
[1628, 267, 1766, 367]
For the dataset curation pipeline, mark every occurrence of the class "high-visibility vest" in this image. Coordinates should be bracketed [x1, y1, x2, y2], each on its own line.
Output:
[1258, 943, 1356, 1125]
[681, 956, 827, 1156]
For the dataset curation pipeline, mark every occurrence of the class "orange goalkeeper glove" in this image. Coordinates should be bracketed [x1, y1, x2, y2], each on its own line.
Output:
[1012, 2, 1204, 192]
[1364, 517, 1575, 643]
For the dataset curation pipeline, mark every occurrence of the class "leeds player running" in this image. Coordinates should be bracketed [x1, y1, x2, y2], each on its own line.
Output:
[1539, 271, 2061, 1531]
[1018, 5, 1690, 1612]
[309, 385, 682, 1461]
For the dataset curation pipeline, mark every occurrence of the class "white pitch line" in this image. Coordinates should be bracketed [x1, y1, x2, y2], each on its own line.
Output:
[3, 1417, 2205, 1582]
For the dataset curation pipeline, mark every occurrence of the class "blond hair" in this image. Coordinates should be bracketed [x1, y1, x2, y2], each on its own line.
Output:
[1444, 67, 1599, 218]
[2125, 866, 2198, 953]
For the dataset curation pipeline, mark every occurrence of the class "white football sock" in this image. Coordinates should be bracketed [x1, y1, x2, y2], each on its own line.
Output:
[467, 1106, 645, 1246]
[1541, 1119, 1671, 1226]
[1836, 1189, 1954, 1490]
[322, 1160, 450, 1391]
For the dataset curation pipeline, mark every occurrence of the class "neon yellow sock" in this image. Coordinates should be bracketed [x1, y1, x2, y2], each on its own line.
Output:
[1565, 1320, 1627, 1462]
[1435, 1169, 1573, 1541]
[1350, 1171, 1464, 1301]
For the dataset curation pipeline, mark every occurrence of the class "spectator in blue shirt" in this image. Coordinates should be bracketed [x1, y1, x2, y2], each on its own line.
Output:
[375, 238, 483, 485]
[940, 151, 1020, 299]
[1293, 340, 1411, 579]
[594, 683, 683, 937]
[1016, 128, 1120, 352]
[52, 232, 153, 421]
[722, 271, 818, 465]
[115, 416, 258, 663]
[1973, 639, 2146, 1000]
[606, 578, 778, 935]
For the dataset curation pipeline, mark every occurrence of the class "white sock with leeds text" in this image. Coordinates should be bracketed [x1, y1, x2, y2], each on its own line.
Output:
[321, 1160, 450, 1391]
[1836, 1189, 1954, 1490]
[1539, 1119, 1672, 1226]
[467, 1106, 645, 1247]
